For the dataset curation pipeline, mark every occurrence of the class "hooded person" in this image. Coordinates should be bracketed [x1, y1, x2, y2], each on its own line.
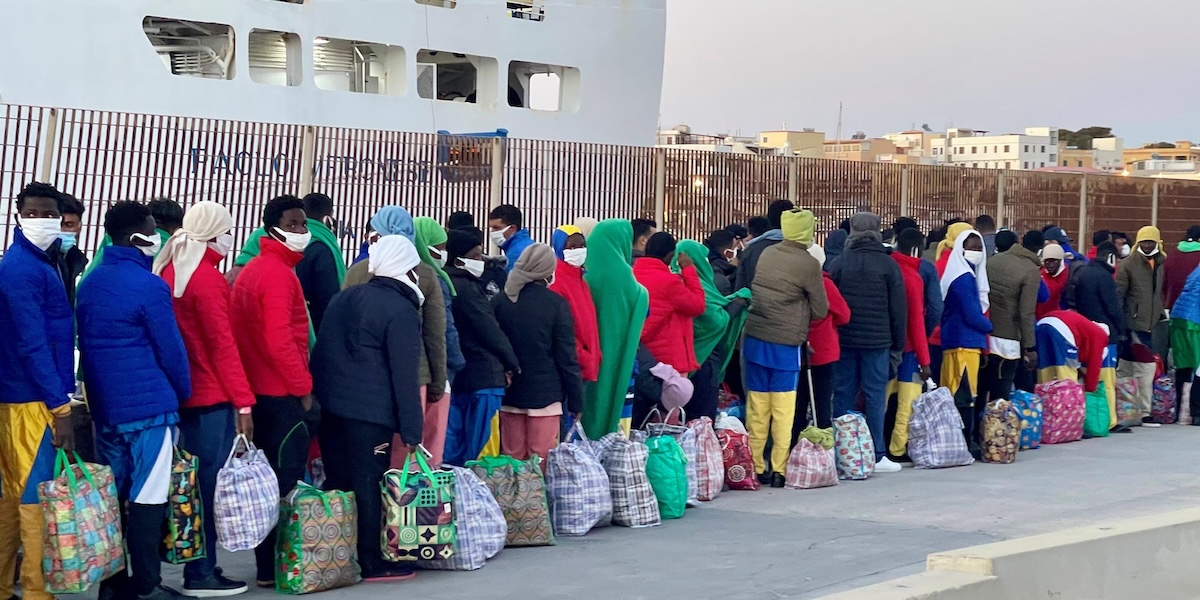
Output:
[928, 221, 973, 380]
[1064, 241, 1125, 431]
[1116, 225, 1167, 426]
[829, 211, 907, 473]
[885, 227, 932, 460]
[634, 232, 707, 375]
[549, 225, 601, 384]
[1036, 309, 1108, 393]
[493, 244, 584, 463]
[671, 240, 752, 421]
[574, 217, 599, 239]
[980, 229, 1041, 421]
[822, 219, 851, 270]
[734, 199, 794, 291]
[443, 229, 520, 465]
[1037, 242, 1069, 318]
[412, 216, 465, 466]
[939, 228, 993, 455]
[1164, 226, 1200, 310]
[1168, 263, 1200, 425]
[583, 220, 650, 437]
[153, 201, 254, 595]
[345, 207, 448, 468]
[795, 242, 850, 446]
[312, 235, 425, 582]
[742, 209, 828, 487]
[1169, 228, 1200, 422]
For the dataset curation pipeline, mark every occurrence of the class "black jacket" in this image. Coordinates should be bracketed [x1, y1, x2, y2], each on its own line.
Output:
[492, 283, 583, 413]
[1065, 260, 1124, 344]
[296, 243, 342, 332]
[55, 246, 88, 305]
[734, 235, 782, 292]
[708, 250, 736, 296]
[829, 236, 907, 351]
[312, 277, 424, 445]
[447, 265, 520, 392]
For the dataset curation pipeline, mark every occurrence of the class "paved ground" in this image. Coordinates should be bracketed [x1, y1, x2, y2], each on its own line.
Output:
[74, 424, 1200, 599]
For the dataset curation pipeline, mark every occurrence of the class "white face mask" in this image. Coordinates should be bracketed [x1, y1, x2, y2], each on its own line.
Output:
[1138, 245, 1157, 257]
[963, 250, 985, 266]
[458, 257, 485, 278]
[274, 227, 312, 253]
[428, 246, 448, 268]
[1106, 254, 1118, 268]
[130, 232, 162, 257]
[563, 247, 588, 267]
[402, 271, 425, 307]
[208, 232, 234, 257]
[489, 225, 512, 249]
[1119, 245, 1131, 257]
[18, 217, 62, 251]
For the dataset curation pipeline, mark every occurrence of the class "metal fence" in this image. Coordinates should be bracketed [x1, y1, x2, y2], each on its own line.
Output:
[0, 103, 1194, 262]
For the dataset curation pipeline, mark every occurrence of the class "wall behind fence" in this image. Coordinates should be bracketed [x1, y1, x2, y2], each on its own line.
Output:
[2, 103, 1197, 262]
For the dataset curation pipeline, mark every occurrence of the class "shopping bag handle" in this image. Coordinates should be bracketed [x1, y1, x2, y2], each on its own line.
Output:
[292, 481, 350, 517]
[566, 420, 591, 444]
[54, 449, 97, 493]
[398, 445, 438, 490]
[224, 433, 253, 466]
[640, 406, 686, 430]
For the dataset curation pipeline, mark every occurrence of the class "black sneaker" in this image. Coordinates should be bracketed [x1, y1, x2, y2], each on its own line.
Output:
[1142, 417, 1163, 428]
[182, 573, 249, 598]
[139, 586, 186, 600]
[757, 472, 773, 486]
[771, 473, 786, 488]
[1110, 425, 1133, 434]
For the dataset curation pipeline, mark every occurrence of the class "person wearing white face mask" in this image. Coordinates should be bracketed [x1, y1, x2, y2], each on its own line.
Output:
[152, 201, 254, 597]
[229, 195, 317, 587]
[0, 182, 76, 600]
[703, 229, 739, 295]
[77, 201, 192, 600]
[1116, 226, 1168, 426]
[486, 203, 534, 273]
[550, 225, 600, 390]
[938, 228, 993, 459]
[311, 235, 426, 583]
[443, 229, 520, 466]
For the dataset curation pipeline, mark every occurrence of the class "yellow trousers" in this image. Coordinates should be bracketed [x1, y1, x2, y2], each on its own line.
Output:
[746, 391, 796, 475]
[941, 349, 981, 399]
[479, 412, 501, 459]
[0, 403, 58, 600]
[1099, 367, 1118, 428]
[888, 379, 923, 457]
[1039, 365, 1077, 384]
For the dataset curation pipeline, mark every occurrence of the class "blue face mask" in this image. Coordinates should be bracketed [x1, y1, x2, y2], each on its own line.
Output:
[58, 232, 77, 252]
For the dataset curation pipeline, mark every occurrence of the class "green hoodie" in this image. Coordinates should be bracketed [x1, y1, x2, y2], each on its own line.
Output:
[671, 240, 752, 379]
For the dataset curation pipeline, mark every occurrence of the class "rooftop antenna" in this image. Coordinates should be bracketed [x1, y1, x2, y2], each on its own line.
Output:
[834, 101, 843, 159]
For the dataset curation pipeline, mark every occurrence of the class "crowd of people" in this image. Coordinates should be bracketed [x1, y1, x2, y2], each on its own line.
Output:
[0, 181, 1195, 599]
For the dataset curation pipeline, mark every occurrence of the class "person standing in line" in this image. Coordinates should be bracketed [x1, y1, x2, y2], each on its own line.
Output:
[312, 235, 425, 583]
[574, 216, 599, 239]
[975, 214, 997, 256]
[928, 221, 972, 382]
[56, 194, 89, 305]
[939, 228, 993, 457]
[885, 228, 932, 461]
[0, 183, 75, 600]
[493, 244, 583, 462]
[792, 242, 849, 443]
[630, 218, 657, 260]
[582, 220, 650, 437]
[82, 196, 181, 281]
[1167, 263, 1200, 425]
[703, 229, 739, 296]
[78, 201, 191, 600]
[634, 232, 707, 375]
[744, 209, 829, 486]
[229, 196, 315, 587]
[443, 230, 520, 465]
[1065, 241, 1126, 432]
[487, 204, 534, 272]
[830, 212, 907, 473]
[1044, 226, 1088, 269]
[415, 216, 465, 466]
[893, 219, 944, 379]
[981, 230, 1040, 410]
[822, 219, 851, 270]
[549, 224, 600, 385]
[1112, 231, 1131, 259]
[1116, 226, 1168, 427]
[1038, 242, 1069, 319]
[153, 201, 253, 597]
[735, 200, 794, 290]
[1163, 226, 1200, 412]
[1087, 230, 1111, 261]
[672, 240, 752, 421]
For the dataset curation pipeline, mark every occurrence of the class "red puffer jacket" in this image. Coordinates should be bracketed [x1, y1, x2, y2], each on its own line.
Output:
[162, 248, 256, 409]
[807, 272, 851, 366]
[633, 257, 707, 373]
[231, 237, 312, 398]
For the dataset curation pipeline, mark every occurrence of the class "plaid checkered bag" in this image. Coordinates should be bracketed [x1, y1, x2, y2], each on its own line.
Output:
[908, 387, 974, 469]
[545, 423, 613, 536]
[420, 467, 505, 571]
[784, 439, 838, 490]
[214, 434, 279, 552]
[687, 418, 723, 501]
[631, 408, 698, 507]
[597, 433, 660, 528]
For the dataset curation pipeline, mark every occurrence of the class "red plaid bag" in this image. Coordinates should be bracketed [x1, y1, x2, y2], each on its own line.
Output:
[717, 429, 758, 491]
[687, 418, 724, 501]
[784, 439, 838, 490]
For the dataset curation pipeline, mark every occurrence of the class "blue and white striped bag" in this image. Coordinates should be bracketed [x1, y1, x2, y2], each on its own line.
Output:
[545, 423, 613, 536]
[420, 466, 506, 571]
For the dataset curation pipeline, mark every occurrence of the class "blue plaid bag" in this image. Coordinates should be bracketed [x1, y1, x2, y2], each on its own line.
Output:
[545, 423, 613, 536]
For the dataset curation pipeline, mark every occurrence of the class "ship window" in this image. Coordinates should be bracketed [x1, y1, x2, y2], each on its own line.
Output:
[249, 29, 302, 86]
[314, 38, 406, 96]
[415, 0, 457, 8]
[142, 17, 235, 80]
[507, 61, 580, 112]
[508, 0, 545, 21]
[417, 50, 498, 105]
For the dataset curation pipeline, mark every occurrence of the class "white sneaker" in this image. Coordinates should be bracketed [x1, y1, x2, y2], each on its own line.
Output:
[875, 456, 903, 473]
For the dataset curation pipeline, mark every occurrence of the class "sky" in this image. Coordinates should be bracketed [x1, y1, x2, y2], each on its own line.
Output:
[660, 0, 1199, 145]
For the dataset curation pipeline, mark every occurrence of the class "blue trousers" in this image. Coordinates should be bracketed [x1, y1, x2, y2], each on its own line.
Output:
[833, 347, 890, 460]
[445, 389, 504, 466]
[178, 404, 237, 582]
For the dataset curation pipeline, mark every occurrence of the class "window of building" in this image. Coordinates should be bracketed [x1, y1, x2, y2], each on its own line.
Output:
[1024, 145, 1029, 152]
[507, 61, 580, 111]
[143, 17, 235, 80]
[972, 162, 978, 168]
[314, 38, 406, 95]
[1005, 162, 1011, 169]
[417, 49, 498, 104]
[1049, 154, 1056, 163]
[1062, 160, 1068, 166]
[249, 29, 301, 86]
[1040, 162, 1046, 168]
[1004, 145, 1010, 153]
[1077, 160, 1083, 167]
[507, 0, 545, 21]
[1023, 162, 1029, 169]
[1041, 146, 1046, 153]
[416, 0, 457, 7]
[971, 146, 977, 154]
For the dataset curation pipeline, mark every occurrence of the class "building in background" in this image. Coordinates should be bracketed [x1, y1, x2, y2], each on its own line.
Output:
[757, 128, 825, 158]
[823, 135, 898, 162]
[1126, 159, 1200, 179]
[657, 124, 773, 154]
[1056, 137, 1124, 173]
[930, 127, 1059, 170]
[1122, 141, 1200, 171]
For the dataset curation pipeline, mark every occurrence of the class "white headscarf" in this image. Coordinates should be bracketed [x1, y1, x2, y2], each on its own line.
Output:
[369, 235, 424, 305]
[152, 201, 232, 298]
[940, 228, 990, 313]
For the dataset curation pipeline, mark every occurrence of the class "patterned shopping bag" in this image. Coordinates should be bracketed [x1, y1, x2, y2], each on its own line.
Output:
[1152, 375, 1177, 424]
[834, 412, 876, 480]
[687, 418, 724, 502]
[39, 450, 126, 594]
[1037, 379, 1085, 444]
[1116, 378, 1140, 428]
[785, 439, 838, 490]
[382, 451, 457, 562]
[981, 400, 1020, 464]
[908, 387, 973, 469]
[717, 429, 759, 490]
[214, 434, 279, 552]
[275, 483, 360, 594]
[419, 466, 506, 571]
[1010, 389, 1043, 449]
[545, 423, 613, 536]
[468, 455, 555, 547]
[161, 446, 205, 564]
[595, 433, 661, 527]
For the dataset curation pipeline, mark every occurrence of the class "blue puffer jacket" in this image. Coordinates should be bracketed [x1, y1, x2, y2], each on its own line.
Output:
[940, 272, 993, 351]
[77, 245, 191, 426]
[501, 229, 535, 273]
[0, 231, 75, 409]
